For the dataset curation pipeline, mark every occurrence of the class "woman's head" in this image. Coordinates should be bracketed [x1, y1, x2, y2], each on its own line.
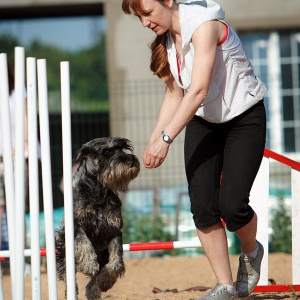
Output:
[122, 0, 167, 16]
[122, 0, 175, 81]
[123, 0, 175, 36]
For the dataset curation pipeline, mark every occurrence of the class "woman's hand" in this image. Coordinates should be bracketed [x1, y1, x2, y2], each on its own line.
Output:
[142, 138, 170, 169]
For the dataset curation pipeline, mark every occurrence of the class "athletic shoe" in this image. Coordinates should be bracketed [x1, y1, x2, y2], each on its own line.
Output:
[196, 283, 237, 300]
[236, 240, 264, 297]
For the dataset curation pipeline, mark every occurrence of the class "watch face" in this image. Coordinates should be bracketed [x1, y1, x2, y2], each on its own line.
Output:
[162, 131, 171, 143]
[163, 135, 170, 142]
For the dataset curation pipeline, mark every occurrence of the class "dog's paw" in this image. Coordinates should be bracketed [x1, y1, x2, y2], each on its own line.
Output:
[97, 267, 117, 292]
[106, 260, 125, 277]
[86, 281, 102, 300]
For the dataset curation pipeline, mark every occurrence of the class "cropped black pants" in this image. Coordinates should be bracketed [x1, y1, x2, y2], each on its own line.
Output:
[184, 101, 266, 232]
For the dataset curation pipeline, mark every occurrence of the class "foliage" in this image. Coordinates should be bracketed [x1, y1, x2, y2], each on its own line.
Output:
[270, 192, 292, 253]
[0, 33, 109, 112]
[0, 34, 19, 64]
[122, 211, 173, 243]
[122, 209, 182, 256]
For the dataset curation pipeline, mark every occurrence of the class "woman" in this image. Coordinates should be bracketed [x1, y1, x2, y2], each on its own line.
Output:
[122, 0, 266, 299]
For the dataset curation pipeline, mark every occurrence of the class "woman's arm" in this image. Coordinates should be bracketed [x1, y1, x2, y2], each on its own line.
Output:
[163, 20, 222, 140]
[143, 20, 223, 169]
[143, 77, 183, 168]
[149, 77, 184, 143]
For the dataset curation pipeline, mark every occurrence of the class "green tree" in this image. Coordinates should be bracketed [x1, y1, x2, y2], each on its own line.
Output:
[270, 193, 292, 253]
[71, 35, 108, 102]
[122, 209, 182, 256]
[28, 40, 70, 90]
[122, 212, 174, 244]
[0, 32, 109, 112]
[0, 35, 19, 66]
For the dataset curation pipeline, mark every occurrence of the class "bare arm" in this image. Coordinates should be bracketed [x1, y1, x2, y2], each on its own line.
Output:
[149, 77, 184, 143]
[143, 20, 223, 169]
[163, 20, 222, 140]
[143, 77, 183, 168]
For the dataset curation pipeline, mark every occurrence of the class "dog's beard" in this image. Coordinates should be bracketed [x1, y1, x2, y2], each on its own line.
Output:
[101, 161, 140, 192]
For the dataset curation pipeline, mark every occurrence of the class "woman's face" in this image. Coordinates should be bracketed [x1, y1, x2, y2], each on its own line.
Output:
[135, 0, 173, 35]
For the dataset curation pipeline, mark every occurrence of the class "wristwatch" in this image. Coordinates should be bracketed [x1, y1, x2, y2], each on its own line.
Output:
[161, 131, 172, 144]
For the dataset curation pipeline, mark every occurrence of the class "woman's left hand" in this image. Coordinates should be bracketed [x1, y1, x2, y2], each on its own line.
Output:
[142, 139, 170, 169]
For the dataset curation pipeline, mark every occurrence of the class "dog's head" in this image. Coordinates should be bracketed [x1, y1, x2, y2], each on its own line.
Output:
[73, 137, 140, 192]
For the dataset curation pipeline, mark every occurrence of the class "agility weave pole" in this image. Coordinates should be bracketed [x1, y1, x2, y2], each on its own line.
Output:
[0, 48, 76, 300]
[0, 52, 17, 298]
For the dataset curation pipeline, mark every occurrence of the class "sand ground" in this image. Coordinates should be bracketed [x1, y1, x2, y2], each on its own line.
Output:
[1, 253, 299, 299]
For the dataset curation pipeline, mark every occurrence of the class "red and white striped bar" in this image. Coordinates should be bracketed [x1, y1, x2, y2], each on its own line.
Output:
[123, 240, 201, 251]
[0, 240, 201, 259]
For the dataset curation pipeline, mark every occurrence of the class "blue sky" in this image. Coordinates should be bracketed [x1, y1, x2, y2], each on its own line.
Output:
[0, 16, 106, 52]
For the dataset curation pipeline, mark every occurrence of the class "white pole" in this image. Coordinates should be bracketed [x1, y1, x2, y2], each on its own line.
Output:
[60, 61, 76, 299]
[292, 168, 300, 284]
[14, 46, 26, 300]
[37, 59, 58, 300]
[0, 53, 16, 299]
[249, 156, 270, 285]
[267, 32, 282, 153]
[26, 57, 41, 300]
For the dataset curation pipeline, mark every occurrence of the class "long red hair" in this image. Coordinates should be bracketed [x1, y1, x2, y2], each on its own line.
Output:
[122, 0, 172, 81]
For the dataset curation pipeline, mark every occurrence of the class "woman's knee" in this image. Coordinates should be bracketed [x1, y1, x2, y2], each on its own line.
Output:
[220, 198, 254, 232]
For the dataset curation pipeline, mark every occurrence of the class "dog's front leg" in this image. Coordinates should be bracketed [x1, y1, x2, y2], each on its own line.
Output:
[96, 234, 125, 292]
[106, 234, 125, 277]
[75, 227, 99, 277]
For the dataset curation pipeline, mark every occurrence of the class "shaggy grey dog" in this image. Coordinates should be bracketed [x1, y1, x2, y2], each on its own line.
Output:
[55, 137, 140, 300]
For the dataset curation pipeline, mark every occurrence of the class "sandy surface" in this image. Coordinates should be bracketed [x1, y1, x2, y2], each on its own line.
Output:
[2, 253, 299, 299]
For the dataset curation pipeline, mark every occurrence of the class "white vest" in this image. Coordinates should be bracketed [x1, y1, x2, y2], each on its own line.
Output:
[167, 0, 266, 123]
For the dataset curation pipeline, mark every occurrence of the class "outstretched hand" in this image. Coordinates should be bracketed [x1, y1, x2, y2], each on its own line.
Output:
[142, 139, 170, 169]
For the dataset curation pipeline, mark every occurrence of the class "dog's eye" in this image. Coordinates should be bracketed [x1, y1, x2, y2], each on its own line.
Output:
[103, 149, 117, 156]
[103, 149, 111, 156]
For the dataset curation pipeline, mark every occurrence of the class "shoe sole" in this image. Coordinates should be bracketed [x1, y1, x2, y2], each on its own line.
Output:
[238, 277, 259, 297]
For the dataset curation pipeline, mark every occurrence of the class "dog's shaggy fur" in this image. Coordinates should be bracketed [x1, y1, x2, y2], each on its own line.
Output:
[55, 137, 140, 299]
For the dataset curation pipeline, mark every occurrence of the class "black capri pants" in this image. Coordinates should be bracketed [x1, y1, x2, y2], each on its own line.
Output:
[184, 101, 266, 232]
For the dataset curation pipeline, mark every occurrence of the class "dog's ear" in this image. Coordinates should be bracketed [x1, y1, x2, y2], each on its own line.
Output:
[73, 144, 100, 178]
[72, 145, 90, 165]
